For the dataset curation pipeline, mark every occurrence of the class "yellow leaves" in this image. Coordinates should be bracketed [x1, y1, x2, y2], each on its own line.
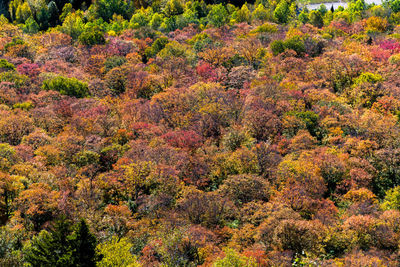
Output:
[0, 17, 21, 38]
[344, 137, 378, 157]
[234, 37, 262, 65]
[198, 102, 222, 117]
[0, 172, 24, 196]
[10, 162, 35, 177]
[198, 47, 234, 66]
[277, 154, 326, 199]
[344, 188, 378, 205]
[96, 237, 142, 267]
[122, 161, 154, 186]
[211, 148, 260, 180]
[365, 16, 388, 33]
[286, 27, 304, 40]
[34, 145, 62, 166]
[328, 127, 344, 137]
[320, 116, 340, 131]
[343, 40, 373, 61]
[17, 182, 60, 217]
[388, 53, 400, 65]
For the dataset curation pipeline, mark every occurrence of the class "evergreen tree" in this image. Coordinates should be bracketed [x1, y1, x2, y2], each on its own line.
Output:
[23, 16, 39, 33]
[91, 0, 132, 22]
[309, 10, 323, 28]
[24, 217, 74, 267]
[24, 217, 98, 267]
[207, 4, 229, 27]
[47, 1, 60, 27]
[274, 0, 290, 23]
[0, 0, 10, 18]
[70, 219, 98, 267]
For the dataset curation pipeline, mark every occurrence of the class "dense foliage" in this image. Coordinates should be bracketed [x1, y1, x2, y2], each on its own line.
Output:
[1, 0, 400, 265]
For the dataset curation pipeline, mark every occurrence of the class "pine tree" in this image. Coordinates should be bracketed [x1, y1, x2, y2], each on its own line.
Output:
[24, 217, 98, 267]
[47, 1, 60, 27]
[24, 217, 74, 267]
[70, 219, 98, 267]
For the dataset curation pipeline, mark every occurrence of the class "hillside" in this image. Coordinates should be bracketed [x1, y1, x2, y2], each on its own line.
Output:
[1, 0, 400, 266]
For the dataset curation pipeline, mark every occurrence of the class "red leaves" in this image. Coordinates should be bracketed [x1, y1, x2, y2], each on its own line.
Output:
[162, 129, 203, 150]
[16, 63, 40, 78]
[196, 61, 218, 82]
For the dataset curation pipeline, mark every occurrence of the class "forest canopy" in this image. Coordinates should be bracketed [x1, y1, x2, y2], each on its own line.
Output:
[1, 0, 400, 266]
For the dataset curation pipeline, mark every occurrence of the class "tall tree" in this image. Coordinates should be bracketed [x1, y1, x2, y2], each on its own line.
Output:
[70, 219, 98, 267]
[24, 217, 98, 267]
[24, 216, 74, 267]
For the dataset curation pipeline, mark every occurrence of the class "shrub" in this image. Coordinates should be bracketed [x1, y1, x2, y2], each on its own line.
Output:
[105, 66, 128, 95]
[389, 53, 400, 64]
[0, 59, 15, 72]
[4, 38, 24, 52]
[0, 71, 28, 88]
[381, 186, 400, 210]
[365, 16, 388, 33]
[353, 72, 383, 86]
[285, 36, 306, 55]
[96, 237, 141, 267]
[207, 4, 229, 27]
[78, 27, 105, 46]
[270, 37, 305, 56]
[270, 40, 286, 55]
[145, 36, 169, 59]
[274, 0, 292, 23]
[213, 249, 257, 267]
[309, 10, 324, 28]
[104, 56, 127, 73]
[189, 33, 213, 52]
[42, 76, 89, 98]
[13, 101, 33, 111]
[250, 22, 278, 34]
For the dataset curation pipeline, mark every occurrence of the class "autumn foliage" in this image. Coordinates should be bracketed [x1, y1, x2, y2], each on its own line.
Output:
[1, 0, 400, 265]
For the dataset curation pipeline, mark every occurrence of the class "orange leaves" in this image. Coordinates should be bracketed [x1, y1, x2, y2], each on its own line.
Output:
[16, 182, 60, 230]
[277, 154, 326, 199]
[198, 47, 234, 67]
[0, 110, 34, 146]
[0, 172, 23, 223]
[344, 188, 378, 204]
[273, 219, 326, 255]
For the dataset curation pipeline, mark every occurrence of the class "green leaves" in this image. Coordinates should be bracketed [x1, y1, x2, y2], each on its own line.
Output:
[207, 4, 229, 28]
[24, 218, 98, 267]
[78, 27, 105, 46]
[0, 59, 15, 72]
[213, 248, 256, 267]
[96, 237, 141, 267]
[42, 76, 89, 98]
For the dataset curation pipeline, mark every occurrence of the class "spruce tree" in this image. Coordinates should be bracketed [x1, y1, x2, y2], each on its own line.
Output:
[24, 217, 98, 267]
[24, 216, 74, 267]
[70, 219, 98, 267]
